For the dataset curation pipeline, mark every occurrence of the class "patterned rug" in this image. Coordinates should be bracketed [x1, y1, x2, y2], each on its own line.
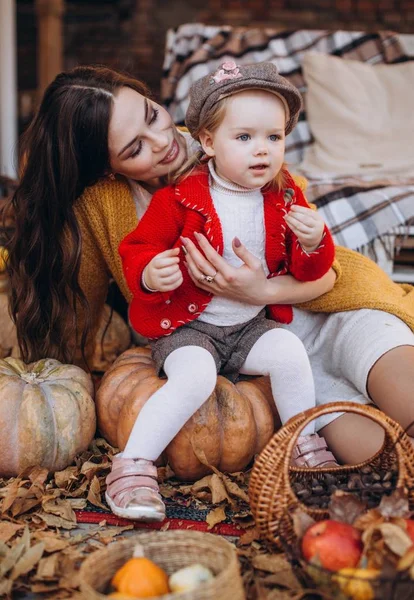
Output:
[75, 499, 246, 536]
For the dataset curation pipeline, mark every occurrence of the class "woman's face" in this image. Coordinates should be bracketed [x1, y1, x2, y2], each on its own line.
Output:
[108, 86, 187, 184]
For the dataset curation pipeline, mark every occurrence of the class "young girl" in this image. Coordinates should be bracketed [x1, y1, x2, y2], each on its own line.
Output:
[108, 61, 337, 522]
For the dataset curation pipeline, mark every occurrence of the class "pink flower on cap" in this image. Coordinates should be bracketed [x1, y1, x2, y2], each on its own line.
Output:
[210, 60, 242, 84]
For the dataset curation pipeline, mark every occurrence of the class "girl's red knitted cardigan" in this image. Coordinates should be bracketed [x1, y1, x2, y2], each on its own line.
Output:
[119, 169, 335, 339]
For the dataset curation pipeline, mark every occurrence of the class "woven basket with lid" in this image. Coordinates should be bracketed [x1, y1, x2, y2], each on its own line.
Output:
[249, 401, 414, 549]
[79, 530, 245, 600]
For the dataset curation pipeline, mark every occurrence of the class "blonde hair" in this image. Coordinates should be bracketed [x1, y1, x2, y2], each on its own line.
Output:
[174, 95, 288, 191]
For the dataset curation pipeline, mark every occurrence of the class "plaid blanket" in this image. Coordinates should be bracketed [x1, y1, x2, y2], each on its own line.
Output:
[161, 27, 414, 254]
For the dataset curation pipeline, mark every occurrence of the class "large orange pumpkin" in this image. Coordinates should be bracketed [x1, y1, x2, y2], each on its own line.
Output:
[96, 347, 279, 480]
[0, 357, 96, 477]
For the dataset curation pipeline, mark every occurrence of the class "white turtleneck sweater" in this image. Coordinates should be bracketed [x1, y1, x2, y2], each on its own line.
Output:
[198, 160, 270, 326]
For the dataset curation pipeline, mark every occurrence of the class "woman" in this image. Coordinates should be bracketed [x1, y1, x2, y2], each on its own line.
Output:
[7, 65, 414, 465]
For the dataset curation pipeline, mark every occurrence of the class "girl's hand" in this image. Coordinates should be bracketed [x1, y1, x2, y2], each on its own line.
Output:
[182, 233, 271, 305]
[284, 205, 325, 252]
[143, 248, 183, 292]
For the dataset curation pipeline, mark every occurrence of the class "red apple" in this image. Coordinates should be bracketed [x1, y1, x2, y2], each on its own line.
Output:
[405, 519, 414, 545]
[301, 519, 363, 572]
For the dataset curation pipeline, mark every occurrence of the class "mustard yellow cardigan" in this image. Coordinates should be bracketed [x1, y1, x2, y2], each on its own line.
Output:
[74, 176, 414, 355]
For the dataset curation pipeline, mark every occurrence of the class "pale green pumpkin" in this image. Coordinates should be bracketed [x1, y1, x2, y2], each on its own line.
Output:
[0, 357, 96, 477]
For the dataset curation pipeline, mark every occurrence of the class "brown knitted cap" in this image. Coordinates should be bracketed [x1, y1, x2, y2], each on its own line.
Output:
[185, 60, 303, 137]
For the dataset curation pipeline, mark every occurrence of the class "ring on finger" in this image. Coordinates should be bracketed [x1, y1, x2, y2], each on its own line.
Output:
[198, 274, 206, 283]
[204, 271, 217, 283]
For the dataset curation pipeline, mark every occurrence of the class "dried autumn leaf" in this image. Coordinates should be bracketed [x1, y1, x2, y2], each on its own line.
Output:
[328, 490, 366, 525]
[87, 476, 107, 510]
[239, 527, 261, 546]
[34, 552, 60, 581]
[32, 532, 70, 553]
[93, 437, 117, 454]
[42, 499, 76, 523]
[252, 553, 302, 591]
[53, 467, 79, 488]
[96, 525, 134, 543]
[206, 505, 226, 529]
[255, 582, 304, 599]
[159, 485, 177, 499]
[362, 525, 404, 571]
[27, 466, 49, 489]
[354, 509, 383, 531]
[80, 460, 107, 481]
[0, 521, 24, 543]
[253, 580, 270, 600]
[378, 488, 411, 519]
[67, 498, 87, 510]
[0, 539, 26, 578]
[292, 509, 315, 540]
[58, 554, 81, 590]
[19, 526, 31, 553]
[67, 480, 89, 498]
[37, 511, 77, 530]
[10, 541, 45, 579]
[0, 543, 7, 562]
[222, 476, 249, 503]
[210, 474, 232, 504]
[11, 497, 42, 517]
[1, 478, 21, 513]
[31, 582, 62, 594]
[397, 545, 414, 572]
[0, 578, 12, 597]
[191, 474, 231, 504]
[191, 475, 212, 494]
[377, 523, 413, 557]
[191, 446, 213, 469]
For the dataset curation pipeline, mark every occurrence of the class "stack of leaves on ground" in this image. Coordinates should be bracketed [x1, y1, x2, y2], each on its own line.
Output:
[0, 438, 321, 600]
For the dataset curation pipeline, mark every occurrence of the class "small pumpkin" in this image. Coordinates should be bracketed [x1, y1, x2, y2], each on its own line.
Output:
[96, 347, 279, 480]
[333, 568, 380, 600]
[169, 563, 214, 592]
[111, 544, 169, 598]
[0, 357, 96, 477]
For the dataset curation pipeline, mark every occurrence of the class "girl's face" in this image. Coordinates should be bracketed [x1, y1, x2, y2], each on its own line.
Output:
[108, 87, 187, 184]
[200, 90, 286, 189]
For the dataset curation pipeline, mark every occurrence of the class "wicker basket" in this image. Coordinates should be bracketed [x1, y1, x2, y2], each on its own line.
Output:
[249, 401, 414, 549]
[78, 530, 245, 600]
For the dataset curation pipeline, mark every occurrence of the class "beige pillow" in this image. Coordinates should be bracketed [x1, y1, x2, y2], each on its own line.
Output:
[299, 53, 414, 176]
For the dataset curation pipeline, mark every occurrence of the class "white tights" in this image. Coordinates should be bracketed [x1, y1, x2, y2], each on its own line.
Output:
[122, 329, 315, 461]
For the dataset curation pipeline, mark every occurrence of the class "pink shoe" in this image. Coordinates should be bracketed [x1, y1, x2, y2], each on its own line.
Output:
[105, 455, 166, 522]
[291, 433, 339, 468]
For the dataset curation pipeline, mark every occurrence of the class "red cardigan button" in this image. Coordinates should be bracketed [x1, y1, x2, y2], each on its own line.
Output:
[160, 318, 171, 329]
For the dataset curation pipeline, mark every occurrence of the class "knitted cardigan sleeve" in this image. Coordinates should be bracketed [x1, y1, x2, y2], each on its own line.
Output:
[285, 179, 336, 281]
[119, 185, 182, 305]
[73, 177, 137, 364]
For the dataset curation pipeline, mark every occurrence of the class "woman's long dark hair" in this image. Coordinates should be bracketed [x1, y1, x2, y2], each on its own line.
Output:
[6, 66, 149, 364]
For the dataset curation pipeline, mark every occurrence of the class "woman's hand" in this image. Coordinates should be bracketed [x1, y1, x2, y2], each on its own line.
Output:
[182, 233, 270, 305]
[182, 232, 336, 304]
